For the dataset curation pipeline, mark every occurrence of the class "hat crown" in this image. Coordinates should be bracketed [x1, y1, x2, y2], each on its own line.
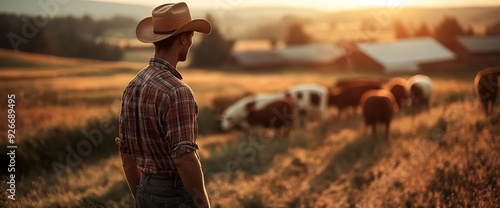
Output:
[152, 2, 192, 34]
[135, 2, 211, 43]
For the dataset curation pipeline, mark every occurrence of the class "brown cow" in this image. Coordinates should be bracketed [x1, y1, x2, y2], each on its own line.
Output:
[474, 67, 500, 114]
[386, 77, 408, 108]
[360, 89, 399, 137]
[245, 96, 296, 136]
[328, 83, 382, 118]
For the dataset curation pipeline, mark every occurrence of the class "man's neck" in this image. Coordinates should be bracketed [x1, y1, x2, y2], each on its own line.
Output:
[154, 49, 178, 68]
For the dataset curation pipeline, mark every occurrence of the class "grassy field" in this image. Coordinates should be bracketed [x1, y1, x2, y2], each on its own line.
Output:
[0, 49, 498, 207]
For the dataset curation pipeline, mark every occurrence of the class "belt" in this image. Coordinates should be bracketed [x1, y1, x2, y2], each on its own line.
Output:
[143, 174, 179, 180]
[141, 173, 182, 189]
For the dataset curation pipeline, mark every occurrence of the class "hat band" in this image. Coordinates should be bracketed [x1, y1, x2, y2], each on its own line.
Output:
[153, 29, 177, 34]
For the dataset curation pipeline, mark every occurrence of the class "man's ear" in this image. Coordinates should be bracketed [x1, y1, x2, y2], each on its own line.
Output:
[178, 34, 187, 45]
[181, 32, 194, 44]
[179, 32, 191, 44]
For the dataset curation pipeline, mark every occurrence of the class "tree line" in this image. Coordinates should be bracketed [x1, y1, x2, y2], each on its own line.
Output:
[394, 17, 500, 39]
[0, 13, 136, 61]
[393, 17, 500, 50]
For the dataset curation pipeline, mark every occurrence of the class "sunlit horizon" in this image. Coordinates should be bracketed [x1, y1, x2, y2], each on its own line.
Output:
[87, 0, 500, 11]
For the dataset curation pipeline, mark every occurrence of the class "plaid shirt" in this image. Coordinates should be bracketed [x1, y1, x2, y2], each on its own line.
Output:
[119, 58, 199, 176]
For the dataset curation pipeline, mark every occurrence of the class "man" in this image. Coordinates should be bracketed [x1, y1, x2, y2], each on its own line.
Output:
[117, 2, 211, 207]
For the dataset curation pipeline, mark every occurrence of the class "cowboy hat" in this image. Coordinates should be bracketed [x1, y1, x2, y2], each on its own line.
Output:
[136, 2, 211, 43]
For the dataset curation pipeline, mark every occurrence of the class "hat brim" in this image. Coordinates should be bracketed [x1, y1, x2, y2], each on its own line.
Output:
[136, 17, 211, 43]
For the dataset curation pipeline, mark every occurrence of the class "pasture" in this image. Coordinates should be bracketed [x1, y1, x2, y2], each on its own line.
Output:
[0, 49, 498, 207]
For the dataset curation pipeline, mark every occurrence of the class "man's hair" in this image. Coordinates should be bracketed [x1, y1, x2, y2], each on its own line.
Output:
[153, 31, 194, 49]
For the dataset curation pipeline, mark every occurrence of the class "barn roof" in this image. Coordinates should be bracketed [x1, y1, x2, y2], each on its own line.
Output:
[231, 50, 286, 69]
[457, 36, 500, 54]
[230, 43, 344, 69]
[357, 37, 456, 72]
[276, 43, 344, 65]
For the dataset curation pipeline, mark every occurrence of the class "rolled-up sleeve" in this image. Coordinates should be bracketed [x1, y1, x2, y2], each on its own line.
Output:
[118, 87, 136, 154]
[166, 86, 199, 159]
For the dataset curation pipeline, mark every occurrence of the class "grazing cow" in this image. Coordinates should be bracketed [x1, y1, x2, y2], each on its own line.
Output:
[245, 98, 295, 135]
[385, 77, 409, 108]
[474, 67, 500, 114]
[211, 91, 253, 115]
[287, 84, 329, 126]
[407, 75, 433, 112]
[360, 89, 399, 137]
[221, 93, 295, 135]
[328, 83, 382, 118]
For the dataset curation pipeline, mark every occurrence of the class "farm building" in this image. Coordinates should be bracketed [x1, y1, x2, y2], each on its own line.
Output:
[339, 37, 457, 73]
[227, 50, 287, 69]
[457, 36, 500, 55]
[228, 42, 344, 69]
[456, 36, 500, 69]
[276, 43, 345, 66]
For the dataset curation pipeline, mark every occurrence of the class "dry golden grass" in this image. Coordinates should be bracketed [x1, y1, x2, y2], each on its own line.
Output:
[0, 50, 498, 207]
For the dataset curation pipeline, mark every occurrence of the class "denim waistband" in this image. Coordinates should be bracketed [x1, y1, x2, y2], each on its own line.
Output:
[140, 173, 182, 189]
[142, 173, 179, 180]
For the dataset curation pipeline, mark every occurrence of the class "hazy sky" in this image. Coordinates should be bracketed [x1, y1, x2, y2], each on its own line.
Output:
[90, 0, 500, 11]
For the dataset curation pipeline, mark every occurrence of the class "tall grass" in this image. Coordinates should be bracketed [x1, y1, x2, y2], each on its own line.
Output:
[0, 114, 119, 178]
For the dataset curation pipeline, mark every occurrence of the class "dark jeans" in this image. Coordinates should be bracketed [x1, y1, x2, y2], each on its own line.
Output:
[136, 174, 195, 208]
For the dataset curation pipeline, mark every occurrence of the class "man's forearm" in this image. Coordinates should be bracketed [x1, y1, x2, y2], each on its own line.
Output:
[174, 152, 211, 208]
[120, 152, 141, 199]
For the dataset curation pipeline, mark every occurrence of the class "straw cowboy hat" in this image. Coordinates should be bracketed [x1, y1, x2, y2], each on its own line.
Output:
[136, 2, 211, 43]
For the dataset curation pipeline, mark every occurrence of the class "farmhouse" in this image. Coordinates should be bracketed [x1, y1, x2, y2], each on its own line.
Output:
[340, 37, 457, 73]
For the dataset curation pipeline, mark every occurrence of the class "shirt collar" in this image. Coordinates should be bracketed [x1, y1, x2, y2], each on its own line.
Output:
[149, 58, 183, 80]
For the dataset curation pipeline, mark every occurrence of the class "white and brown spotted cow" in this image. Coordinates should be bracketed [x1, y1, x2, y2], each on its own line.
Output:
[286, 84, 329, 127]
[221, 84, 328, 134]
[220, 93, 295, 134]
[407, 74, 433, 113]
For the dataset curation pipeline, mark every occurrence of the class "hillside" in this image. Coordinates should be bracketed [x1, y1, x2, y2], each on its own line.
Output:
[0, 48, 94, 68]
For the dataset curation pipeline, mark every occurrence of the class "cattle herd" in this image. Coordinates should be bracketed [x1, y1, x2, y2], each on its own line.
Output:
[220, 67, 500, 138]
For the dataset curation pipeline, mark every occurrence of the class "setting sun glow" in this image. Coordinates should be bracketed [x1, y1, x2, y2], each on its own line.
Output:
[359, 0, 406, 7]
[87, 0, 500, 11]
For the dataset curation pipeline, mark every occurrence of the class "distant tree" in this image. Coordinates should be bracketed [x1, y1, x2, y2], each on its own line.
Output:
[434, 16, 465, 50]
[464, 26, 475, 36]
[394, 20, 410, 39]
[190, 13, 233, 68]
[22, 26, 53, 54]
[285, 22, 312, 46]
[0, 14, 21, 50]
[101, 15, 137, 30]
[485, 21, 500, 36]
[256, 22, 284, 49]
[414, 23, 431, 37]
